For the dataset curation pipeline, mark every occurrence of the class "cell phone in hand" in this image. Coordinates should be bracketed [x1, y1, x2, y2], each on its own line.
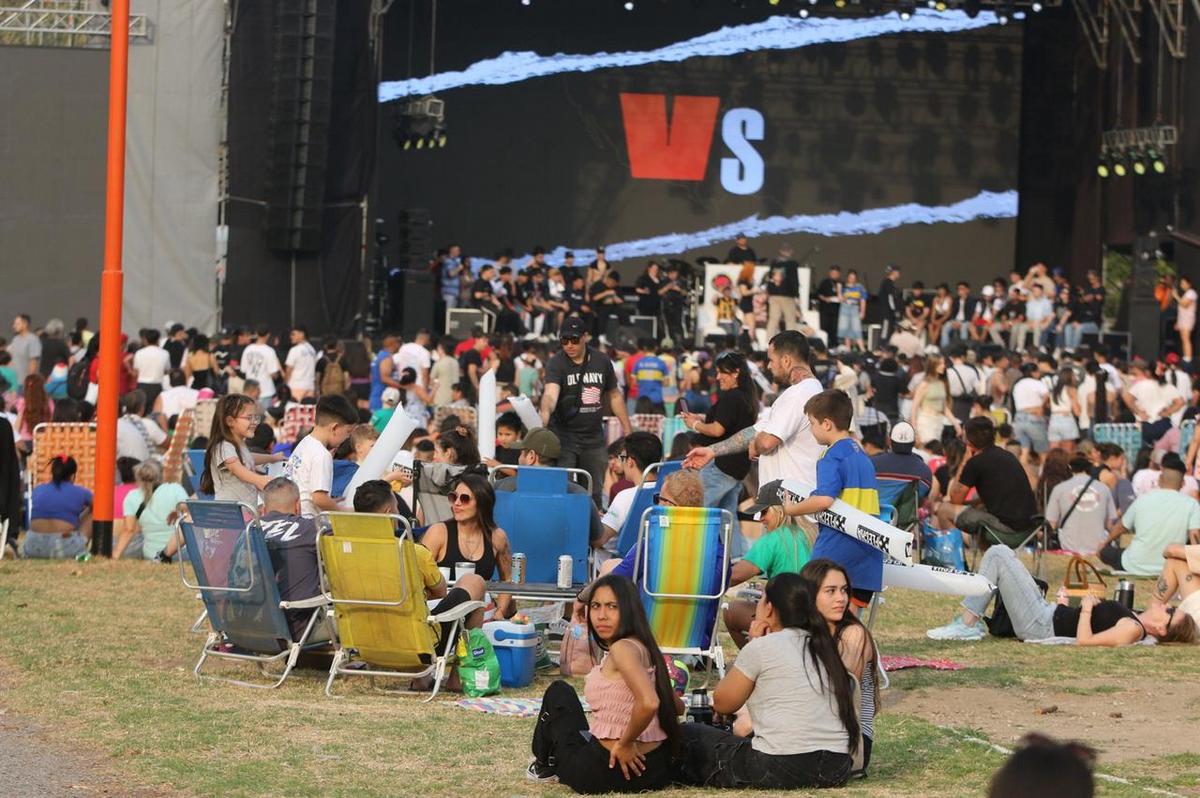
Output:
[676, 398, 688, 415]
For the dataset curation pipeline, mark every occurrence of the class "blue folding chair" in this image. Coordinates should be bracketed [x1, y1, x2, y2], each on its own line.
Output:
[613, 460, 683, 558]
[179, 501, 328, 689]
[186, 449, 213, 500]
[493, 466, 593, 584]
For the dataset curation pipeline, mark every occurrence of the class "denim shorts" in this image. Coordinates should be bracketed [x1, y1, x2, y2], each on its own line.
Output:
[1048, 413, 1080, 443]
[21, 530, 87, 559]
[1013, 412, 1049, 453]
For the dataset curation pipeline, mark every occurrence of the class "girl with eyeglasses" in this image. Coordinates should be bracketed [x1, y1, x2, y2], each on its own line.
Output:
[419, 473, 516, 620]
[201, 393, 285, 507]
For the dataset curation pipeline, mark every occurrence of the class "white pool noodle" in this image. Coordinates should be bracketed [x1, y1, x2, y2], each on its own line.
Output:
[338, 411, 417, 509]
[779, 478, 914, 562]
[882, 561, 995, 596]
[477, 369, 497, 459]
[509, 394, 543, 431]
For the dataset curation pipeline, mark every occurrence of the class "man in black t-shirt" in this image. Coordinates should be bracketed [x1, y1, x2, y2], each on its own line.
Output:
[661, 263, 687, 343]
[163, 323, 189, 370]
[725, 233, 757, 265]
[936, 416, 1039, 543]
[540, 316, 632, 505]
[634, 262, 665, 321]
[258, 478, 324, 640]
[877, 264, 901, 340]
[815, 265, 842, 347]
[765, 243, 801, 337]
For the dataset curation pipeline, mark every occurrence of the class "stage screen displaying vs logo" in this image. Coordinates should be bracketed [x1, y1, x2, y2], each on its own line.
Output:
[619, 93, 764, 196]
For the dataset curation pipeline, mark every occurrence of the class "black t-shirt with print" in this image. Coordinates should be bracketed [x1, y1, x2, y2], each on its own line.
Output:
[544, 347, 617, 445]
[959, 445, 1038, 531]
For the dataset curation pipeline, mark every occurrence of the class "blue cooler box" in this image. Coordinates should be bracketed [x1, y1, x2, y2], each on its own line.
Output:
[483, 621, 537, 688]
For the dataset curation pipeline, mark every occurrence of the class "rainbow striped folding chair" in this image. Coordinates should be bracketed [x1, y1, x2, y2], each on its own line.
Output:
[631, 505, 733, 678]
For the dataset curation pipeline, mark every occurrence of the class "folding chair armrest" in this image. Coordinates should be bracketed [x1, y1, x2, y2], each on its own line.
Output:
[279, 595, 331, 610]
[428, 600, 486, 623]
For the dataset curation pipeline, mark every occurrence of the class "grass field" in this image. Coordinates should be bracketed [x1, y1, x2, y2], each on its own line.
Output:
[1, 553, 1197, 797]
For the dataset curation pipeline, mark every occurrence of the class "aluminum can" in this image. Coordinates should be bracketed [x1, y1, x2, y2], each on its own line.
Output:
[557, 555, 573, 589]
[512, 553, 526, 584]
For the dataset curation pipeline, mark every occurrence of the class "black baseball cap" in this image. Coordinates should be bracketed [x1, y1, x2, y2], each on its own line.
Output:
[742, 479, 784, 519]
[560, 317, 588, 339]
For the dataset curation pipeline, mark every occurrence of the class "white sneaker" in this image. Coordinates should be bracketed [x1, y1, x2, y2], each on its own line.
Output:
[926, 617, 986, 641]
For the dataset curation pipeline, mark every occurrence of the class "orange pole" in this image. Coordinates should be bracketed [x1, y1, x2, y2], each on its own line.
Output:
[92, 0, 130, 557]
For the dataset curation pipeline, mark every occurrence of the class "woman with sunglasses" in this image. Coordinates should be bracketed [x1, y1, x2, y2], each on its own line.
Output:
[927, 543, 1199, 645]
[201, 393, 285, 507]
[679, 350, 758, 557]
[419, 473, 516, 620]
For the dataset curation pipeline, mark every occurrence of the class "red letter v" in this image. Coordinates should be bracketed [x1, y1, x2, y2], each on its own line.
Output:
[619, 92, 720, 181]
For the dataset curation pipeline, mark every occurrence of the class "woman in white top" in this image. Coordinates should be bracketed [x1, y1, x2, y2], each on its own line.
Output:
[679, 573, 858, 790]
[1047, 369, 1082, 452]
[1174, 275, 1197, 362]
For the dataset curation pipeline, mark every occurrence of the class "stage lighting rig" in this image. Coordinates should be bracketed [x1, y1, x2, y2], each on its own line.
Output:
[1099, 125, 1176, 179]
[393, 95, 448, 151]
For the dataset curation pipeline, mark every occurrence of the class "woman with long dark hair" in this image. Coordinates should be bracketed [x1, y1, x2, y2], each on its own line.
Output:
[184, 334, 215, 391]
[24, 455, 92, 558]
[1048, 368, 1081, 452]
[434, 426, 481, 466]
[529, 574, 683, 792]
[679, 350, 759, 557]
[679, 572, 858, 790]
[418, 473, 514, 619]
[802, 559, 884, 775]
[910, 354, 958, 446]
[201, 393, 283, 505]
[0, 416, 21, 557]
[15, 373, 53, 455]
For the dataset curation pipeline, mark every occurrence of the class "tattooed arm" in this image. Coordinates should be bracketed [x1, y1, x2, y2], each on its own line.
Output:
[682, 426, 757, 470]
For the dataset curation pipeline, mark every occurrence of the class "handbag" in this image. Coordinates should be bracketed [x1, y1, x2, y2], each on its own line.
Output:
[1062, 556, 1108, 604]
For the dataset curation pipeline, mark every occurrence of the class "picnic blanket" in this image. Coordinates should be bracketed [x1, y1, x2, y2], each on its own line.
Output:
[1025, 636, 1156, 646]
[880, 655, 967, 672]
[455, 697, 591, 717]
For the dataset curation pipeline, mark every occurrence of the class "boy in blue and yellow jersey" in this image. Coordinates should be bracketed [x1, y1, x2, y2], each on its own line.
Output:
[783, 388, 883, 605]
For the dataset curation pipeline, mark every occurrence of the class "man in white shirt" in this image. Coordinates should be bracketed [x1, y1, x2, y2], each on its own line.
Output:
[946, 344, 982, 423]
[598, 431, 662, 545]
[1123, 359, 1186, 447]
[1023, 283, 1054, 350]
[116, 389, 168, 461]
[395, 329, 433, 388]
[155, 370, 199, 420]
[685, 330, 823, 488]
[284, 326, 318, 400]
[132, 329, 171, 409]
[241, 325, 282, 409]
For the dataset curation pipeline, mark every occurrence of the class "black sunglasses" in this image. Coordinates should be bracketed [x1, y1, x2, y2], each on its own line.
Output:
[653, 493, 675, 506]
[560, 336, 581, 345]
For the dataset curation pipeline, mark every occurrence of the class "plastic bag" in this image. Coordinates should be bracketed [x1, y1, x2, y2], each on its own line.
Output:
[457, 628, 501, 697]
[922, 524, 966, 571]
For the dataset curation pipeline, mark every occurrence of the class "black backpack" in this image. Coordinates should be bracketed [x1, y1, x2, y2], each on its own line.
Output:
[66, 357, 92, 401]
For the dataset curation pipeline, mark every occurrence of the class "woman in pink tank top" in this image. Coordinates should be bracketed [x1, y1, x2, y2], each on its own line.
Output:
[528, 574, 683, 794]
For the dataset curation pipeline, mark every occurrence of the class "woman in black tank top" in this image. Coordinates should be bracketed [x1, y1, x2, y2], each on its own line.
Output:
[420, 474, 515, 619]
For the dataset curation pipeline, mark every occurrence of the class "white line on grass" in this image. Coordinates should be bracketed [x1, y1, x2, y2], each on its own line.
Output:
[945, 727, 1184, 798]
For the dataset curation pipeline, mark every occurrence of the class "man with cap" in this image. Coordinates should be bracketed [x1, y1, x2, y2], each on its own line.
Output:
[871, 421, 933, 501]
[722, 479, 813, 648]
[540, 316, 631, 506]
[725, 233, 757, 265]
[494, 427, 605, 547]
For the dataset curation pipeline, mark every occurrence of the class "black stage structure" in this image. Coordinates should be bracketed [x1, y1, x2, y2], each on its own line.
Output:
[219, 0, 1200, 338]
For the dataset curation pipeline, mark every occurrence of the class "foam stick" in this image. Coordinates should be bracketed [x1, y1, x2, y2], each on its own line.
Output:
[509, 394, 543, 431]
[882, 558, 995, 596]
[339, 410, 417, 509]
[779, 479, 913, 562]
[477, 368, 497, 459]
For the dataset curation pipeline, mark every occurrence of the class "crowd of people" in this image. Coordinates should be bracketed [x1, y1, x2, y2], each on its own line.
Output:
[2, 240, 1199, 794]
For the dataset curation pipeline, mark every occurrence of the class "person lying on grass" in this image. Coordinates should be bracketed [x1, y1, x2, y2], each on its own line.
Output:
[927, 543, 1199, 645]
[352, 479, 486, 692]
[528, 574, 684, 794]
[676, 572, 859, 790]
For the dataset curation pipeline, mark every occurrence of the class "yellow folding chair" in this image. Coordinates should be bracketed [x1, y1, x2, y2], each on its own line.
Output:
[317, 512, 482, 700]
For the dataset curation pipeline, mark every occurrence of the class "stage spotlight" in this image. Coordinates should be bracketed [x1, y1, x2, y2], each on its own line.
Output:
[1096, 157, 1110, 179]
[926, 0, 946, 9]
[769, 0, 780, 5]
[1112, 153, 1128, 177]
[521, 0, 530, 5]
[798, 6, 810, 15]
[898, 1, 915, 18]
[624, 0, 634, 8]
[1031, 1, 1043, 9]
[1148, 147, 1167, 174]
[1130, 150, 1147, 176]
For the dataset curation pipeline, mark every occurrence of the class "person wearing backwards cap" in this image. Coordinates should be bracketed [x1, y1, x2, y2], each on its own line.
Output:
[870, 421, 933, 501]
[721, 479, 813, 649]
[494, 426, 605, 547]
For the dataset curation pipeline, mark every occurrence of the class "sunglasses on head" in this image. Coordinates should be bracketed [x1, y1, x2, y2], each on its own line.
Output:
[560, 336, 581, 345]
[450, 492, 474, 505]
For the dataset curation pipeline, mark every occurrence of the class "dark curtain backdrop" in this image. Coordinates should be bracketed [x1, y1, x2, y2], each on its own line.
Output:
[224, 0, 376, 337]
